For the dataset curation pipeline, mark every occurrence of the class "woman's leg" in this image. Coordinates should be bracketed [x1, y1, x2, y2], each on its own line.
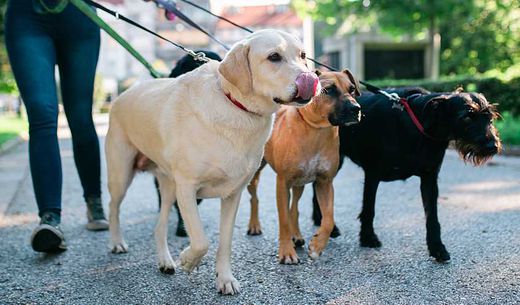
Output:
[5, 0, 67, 252]
[5, 1, 62, 218]
[55, 5, 107, 230]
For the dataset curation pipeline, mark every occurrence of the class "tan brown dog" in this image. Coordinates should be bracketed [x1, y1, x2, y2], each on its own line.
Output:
[246, 70, 361, 264]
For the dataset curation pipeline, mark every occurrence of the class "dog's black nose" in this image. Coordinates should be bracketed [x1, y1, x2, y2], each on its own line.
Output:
[350, 103, 361, 114]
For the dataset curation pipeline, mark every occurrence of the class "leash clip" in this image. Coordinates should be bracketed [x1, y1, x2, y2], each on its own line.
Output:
[379, 91, 403, 110]
[392, 101, 404, 111]
[187, 50, 209, 62]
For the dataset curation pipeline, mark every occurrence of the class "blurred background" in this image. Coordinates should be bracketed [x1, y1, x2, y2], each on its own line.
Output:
[0, 0, 518, 148]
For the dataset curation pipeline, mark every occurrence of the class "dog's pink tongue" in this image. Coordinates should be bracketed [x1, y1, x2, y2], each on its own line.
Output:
[295, 72, 319, 100]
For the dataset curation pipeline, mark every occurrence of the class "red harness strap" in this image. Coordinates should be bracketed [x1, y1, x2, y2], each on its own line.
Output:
[225, 93, 258, 115]
[399, 97, 438, 141]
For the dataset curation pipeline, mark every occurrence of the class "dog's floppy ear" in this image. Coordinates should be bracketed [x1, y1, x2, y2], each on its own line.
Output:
[218, 43, 252, 95]
[342, 69, 361, 96]
[425, 95, 450, 115]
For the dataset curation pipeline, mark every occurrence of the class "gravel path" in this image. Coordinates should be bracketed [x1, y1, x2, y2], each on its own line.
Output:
[0, 115, 519, 304]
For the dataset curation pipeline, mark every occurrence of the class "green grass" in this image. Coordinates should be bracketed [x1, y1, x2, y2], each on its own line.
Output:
[496, 112, 520, 145]
[0, 114, 27, 147]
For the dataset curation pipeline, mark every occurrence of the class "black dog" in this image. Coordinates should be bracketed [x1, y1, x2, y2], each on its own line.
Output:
[154, 50, 222, 237]
[312, 87, 501, 262]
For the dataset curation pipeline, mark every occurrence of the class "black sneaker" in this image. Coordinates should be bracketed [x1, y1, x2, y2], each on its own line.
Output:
[31, 212, 67, 252]
[86, 197, 109, 231]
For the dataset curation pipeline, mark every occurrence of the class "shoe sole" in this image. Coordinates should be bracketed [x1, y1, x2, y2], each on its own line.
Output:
[86, 221, 109, 231]
[31, 225, 66, 253]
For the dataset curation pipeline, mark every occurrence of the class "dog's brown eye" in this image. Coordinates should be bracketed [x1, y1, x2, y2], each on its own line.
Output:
[300, 51, 306, 60]
[268, 52, 282, 62]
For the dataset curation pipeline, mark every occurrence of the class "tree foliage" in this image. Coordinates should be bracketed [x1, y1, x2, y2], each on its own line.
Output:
[0, 0, 18, 94]
[293, 0, 520, 76]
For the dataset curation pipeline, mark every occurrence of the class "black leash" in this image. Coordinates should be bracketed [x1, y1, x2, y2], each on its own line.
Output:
[180, 0, 253, 34]
[85, 0, 226, 57]
[88, 0, 433, 138]
[179, 0, 338, 72]
[90, 0, 397, 101]
[152, 0, 230, 50]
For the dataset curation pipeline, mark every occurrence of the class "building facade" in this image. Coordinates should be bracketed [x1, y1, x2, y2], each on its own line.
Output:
[321, 29, 440, 80]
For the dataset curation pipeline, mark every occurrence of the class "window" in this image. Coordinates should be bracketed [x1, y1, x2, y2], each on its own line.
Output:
[364, 48, 424, 80]
[328, 52, 340, 70]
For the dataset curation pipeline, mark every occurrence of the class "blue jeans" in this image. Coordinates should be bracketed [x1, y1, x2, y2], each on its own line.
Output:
[5, 0, 101, 216]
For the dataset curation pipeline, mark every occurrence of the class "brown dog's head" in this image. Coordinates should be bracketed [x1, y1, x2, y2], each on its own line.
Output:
[310, 69, 362, 126]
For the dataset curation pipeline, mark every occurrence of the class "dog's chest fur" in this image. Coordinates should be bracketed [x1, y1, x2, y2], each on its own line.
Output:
[266, 109, 339, 185]
[293, 153, 334, 185]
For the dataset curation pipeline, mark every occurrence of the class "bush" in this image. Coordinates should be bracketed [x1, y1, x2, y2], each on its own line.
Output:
[370, 76, 520, 115]
[495, 112, 520, 146]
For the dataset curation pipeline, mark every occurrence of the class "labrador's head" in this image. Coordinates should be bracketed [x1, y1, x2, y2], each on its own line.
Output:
[219, 29, 320, 115]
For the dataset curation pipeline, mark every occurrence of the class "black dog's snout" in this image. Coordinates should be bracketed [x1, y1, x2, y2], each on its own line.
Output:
[349, 103, 361, 114]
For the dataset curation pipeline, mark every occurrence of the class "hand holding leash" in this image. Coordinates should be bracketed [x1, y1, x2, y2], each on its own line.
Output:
[144, 0, 178, 21]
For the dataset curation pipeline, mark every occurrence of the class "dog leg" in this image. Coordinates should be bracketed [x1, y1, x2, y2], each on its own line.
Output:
[276, 176, 299, 264]
[309, 179, 334, 259]
[106, 130, 136, 254]
[420, 173, 450, 262]
[359, 173, 382, 248]
[154, 177, 161, 211]
[216, 191, 242, 295]
[312, 182, 341, 238]
[290, 186, 305, 247]
[175, 183, 209, 273]
[311, 183, 321, 226]
[154, 174, 176, 274]
[247, 166, 264, 235]
[175, 199, 202, 237]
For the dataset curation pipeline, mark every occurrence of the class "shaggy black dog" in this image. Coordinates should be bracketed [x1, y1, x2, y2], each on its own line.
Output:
[312, 87, 501, 262]
[154, 50, 222, 236]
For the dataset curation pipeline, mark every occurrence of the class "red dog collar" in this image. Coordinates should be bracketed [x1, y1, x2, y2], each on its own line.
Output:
[225, 93, 258, 116]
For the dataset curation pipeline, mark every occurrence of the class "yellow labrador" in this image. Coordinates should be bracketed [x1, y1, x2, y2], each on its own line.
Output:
[105, 29, 320, 295]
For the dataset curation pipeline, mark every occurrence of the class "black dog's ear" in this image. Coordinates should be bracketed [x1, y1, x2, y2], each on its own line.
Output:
[314, 69, 322, 76]
[425, 95, 450, 114]
[342, 69, 361, 96]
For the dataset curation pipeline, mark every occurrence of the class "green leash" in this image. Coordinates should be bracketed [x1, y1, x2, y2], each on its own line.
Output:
[69, 0, 164, 78]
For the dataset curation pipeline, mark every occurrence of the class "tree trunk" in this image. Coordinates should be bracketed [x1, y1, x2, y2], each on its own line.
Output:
[429, 15, 440, 79]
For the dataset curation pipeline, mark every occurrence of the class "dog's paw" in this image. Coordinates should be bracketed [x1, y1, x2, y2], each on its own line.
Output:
[216, 273, 241, 295]
[330, 225, 341, 238]
[177, 247, 205, 273]
[308, 244, 322, 260]
[359, 233, 382, 248]
[292, 236, 305, 248]
[247, 222, 262, 236]
[159, 261, 176, 274]
[110, 240, 128, 254]
[158, 254, 176, 274]
[308, 232, 330, 260]
[428, 242, 451, 263]
[278, 244, 300, 264]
